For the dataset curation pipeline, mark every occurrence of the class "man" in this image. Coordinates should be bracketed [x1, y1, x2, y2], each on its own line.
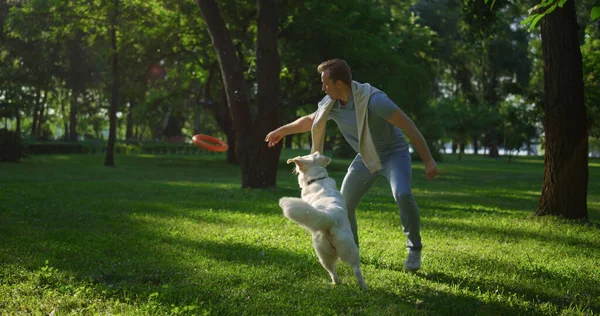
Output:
[265, 58, 440, 271]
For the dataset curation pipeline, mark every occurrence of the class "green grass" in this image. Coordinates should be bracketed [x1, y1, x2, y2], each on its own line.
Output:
[1, 151, 599, 315]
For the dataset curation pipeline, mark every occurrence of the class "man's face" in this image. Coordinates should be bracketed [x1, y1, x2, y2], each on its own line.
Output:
[321, 70, 342, 100]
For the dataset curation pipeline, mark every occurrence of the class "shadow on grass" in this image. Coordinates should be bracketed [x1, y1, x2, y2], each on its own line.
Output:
[356, 189, 540, 216]
[423, 215, 600, 253]
[422, 269, 599, 314]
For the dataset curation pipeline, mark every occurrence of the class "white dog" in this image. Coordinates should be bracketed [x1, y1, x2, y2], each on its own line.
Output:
[279, 152, 367, 290]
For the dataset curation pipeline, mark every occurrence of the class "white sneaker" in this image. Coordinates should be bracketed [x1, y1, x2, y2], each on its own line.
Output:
[404, 250, 421, 272]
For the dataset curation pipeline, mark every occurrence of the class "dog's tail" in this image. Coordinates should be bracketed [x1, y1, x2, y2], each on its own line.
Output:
[279, 197, 332, 231]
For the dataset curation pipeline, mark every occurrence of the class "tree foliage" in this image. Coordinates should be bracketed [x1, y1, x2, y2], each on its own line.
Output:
[1, 0, 600, 190]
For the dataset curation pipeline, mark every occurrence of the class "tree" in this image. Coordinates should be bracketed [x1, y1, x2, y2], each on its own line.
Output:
[536, 0, 588, 219]
[498, 97, 538, 163]
[197, 0, 283, 188]
[481, 0, 589, 219]
[104, 0, 119, 167]
[254, 0, 283, 183]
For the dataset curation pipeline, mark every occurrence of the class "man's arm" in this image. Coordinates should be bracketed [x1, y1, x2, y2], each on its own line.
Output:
[265, 113, 315, 148]
[386, 108, 440, 179]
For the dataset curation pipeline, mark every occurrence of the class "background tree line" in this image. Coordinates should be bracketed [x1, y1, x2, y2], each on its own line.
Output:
[1, 0, 599, 218]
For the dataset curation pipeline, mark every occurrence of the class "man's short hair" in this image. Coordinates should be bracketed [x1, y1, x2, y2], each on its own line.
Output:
[317, 58, 352, 87]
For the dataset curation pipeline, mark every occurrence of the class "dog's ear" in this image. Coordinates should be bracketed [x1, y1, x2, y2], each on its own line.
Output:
[313, 152, 331, 167]
[286, 156, 307, 173]
[287, 156, 307, 164]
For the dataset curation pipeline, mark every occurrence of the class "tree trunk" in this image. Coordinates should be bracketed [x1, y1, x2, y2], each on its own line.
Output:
[205, 64, 238, 164]
[284, 134, 293, 149]
[69, 90, 78, 142]
[31, 90, 39, 138]
[61, 93, 69, 141]
[487, 128, 500, 158]
[200, 83, 237, 163]
[196, 64, 213, 135]
[198, 0, 280, 188]
[473, 134, 479, 155]
[252, 0, 283, 187]
[164, 115, 184, 138]
[15, 107, 21, 135]
[218, 90, 237, 164]
[126, 101, 135, 140]
[193, 101, 201, 135]
[104, 0, 119, 167]
[37, 91, 48, 139]
[226, 128, 236, 164]
[536, 0, 588, 220]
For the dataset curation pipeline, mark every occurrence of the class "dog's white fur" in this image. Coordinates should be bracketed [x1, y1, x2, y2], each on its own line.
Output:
[279, 152, 367, 290]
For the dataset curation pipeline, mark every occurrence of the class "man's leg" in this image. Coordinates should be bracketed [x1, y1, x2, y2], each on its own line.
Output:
[379, 150, 422, 251]
[340, 154, 379, 247]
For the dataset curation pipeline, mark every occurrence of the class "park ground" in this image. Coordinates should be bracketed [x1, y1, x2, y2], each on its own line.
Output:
[0, 151, 599, 315]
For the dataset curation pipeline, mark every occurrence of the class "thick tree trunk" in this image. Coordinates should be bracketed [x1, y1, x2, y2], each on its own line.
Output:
[536, 0, 588, 220]
[198, 0, 279, 188]
[104, 0, 119, 167]
[252, 0, 282, 187]
[198, 0, 253, 186]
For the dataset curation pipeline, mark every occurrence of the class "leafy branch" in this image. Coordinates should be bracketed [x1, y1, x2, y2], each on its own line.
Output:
[484, 0, 600, 30]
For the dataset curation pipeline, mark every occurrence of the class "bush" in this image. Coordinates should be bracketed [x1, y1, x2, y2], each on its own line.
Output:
[0, 129, 26, 162]
[26, 142, 84, 154]
[23, 140, 213, 156]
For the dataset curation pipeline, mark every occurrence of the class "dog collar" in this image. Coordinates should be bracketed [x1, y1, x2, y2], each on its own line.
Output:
[307, 176, 327, 186]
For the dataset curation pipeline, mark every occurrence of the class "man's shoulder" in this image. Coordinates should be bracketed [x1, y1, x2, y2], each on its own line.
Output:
[318, 95, 333, 108]
[352, 81, 384, 95]
[369, 90, 388, 102]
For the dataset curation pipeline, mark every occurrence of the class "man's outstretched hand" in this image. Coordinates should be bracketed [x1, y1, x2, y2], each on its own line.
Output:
[425, 160, 440, 180]
[265, 129, 284, 148]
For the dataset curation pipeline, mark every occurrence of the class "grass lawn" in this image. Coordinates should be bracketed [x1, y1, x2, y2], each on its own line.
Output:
[1, 151, 599, 315]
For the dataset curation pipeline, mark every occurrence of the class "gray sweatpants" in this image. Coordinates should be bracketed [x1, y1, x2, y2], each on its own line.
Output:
[340, 150, 422, 250]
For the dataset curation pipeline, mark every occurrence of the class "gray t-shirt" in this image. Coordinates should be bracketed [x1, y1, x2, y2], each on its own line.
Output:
[319, 92, 409, 158]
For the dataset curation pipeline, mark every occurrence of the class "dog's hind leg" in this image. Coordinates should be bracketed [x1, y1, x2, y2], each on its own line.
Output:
[313, 235, 341, 285]
[321, 259, 341, 285]
[352, 265, 367, 290]
[334, 240, 367, 289]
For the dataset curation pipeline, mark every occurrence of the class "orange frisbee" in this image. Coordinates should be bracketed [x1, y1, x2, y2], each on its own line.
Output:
[192, 134, 229, 152]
